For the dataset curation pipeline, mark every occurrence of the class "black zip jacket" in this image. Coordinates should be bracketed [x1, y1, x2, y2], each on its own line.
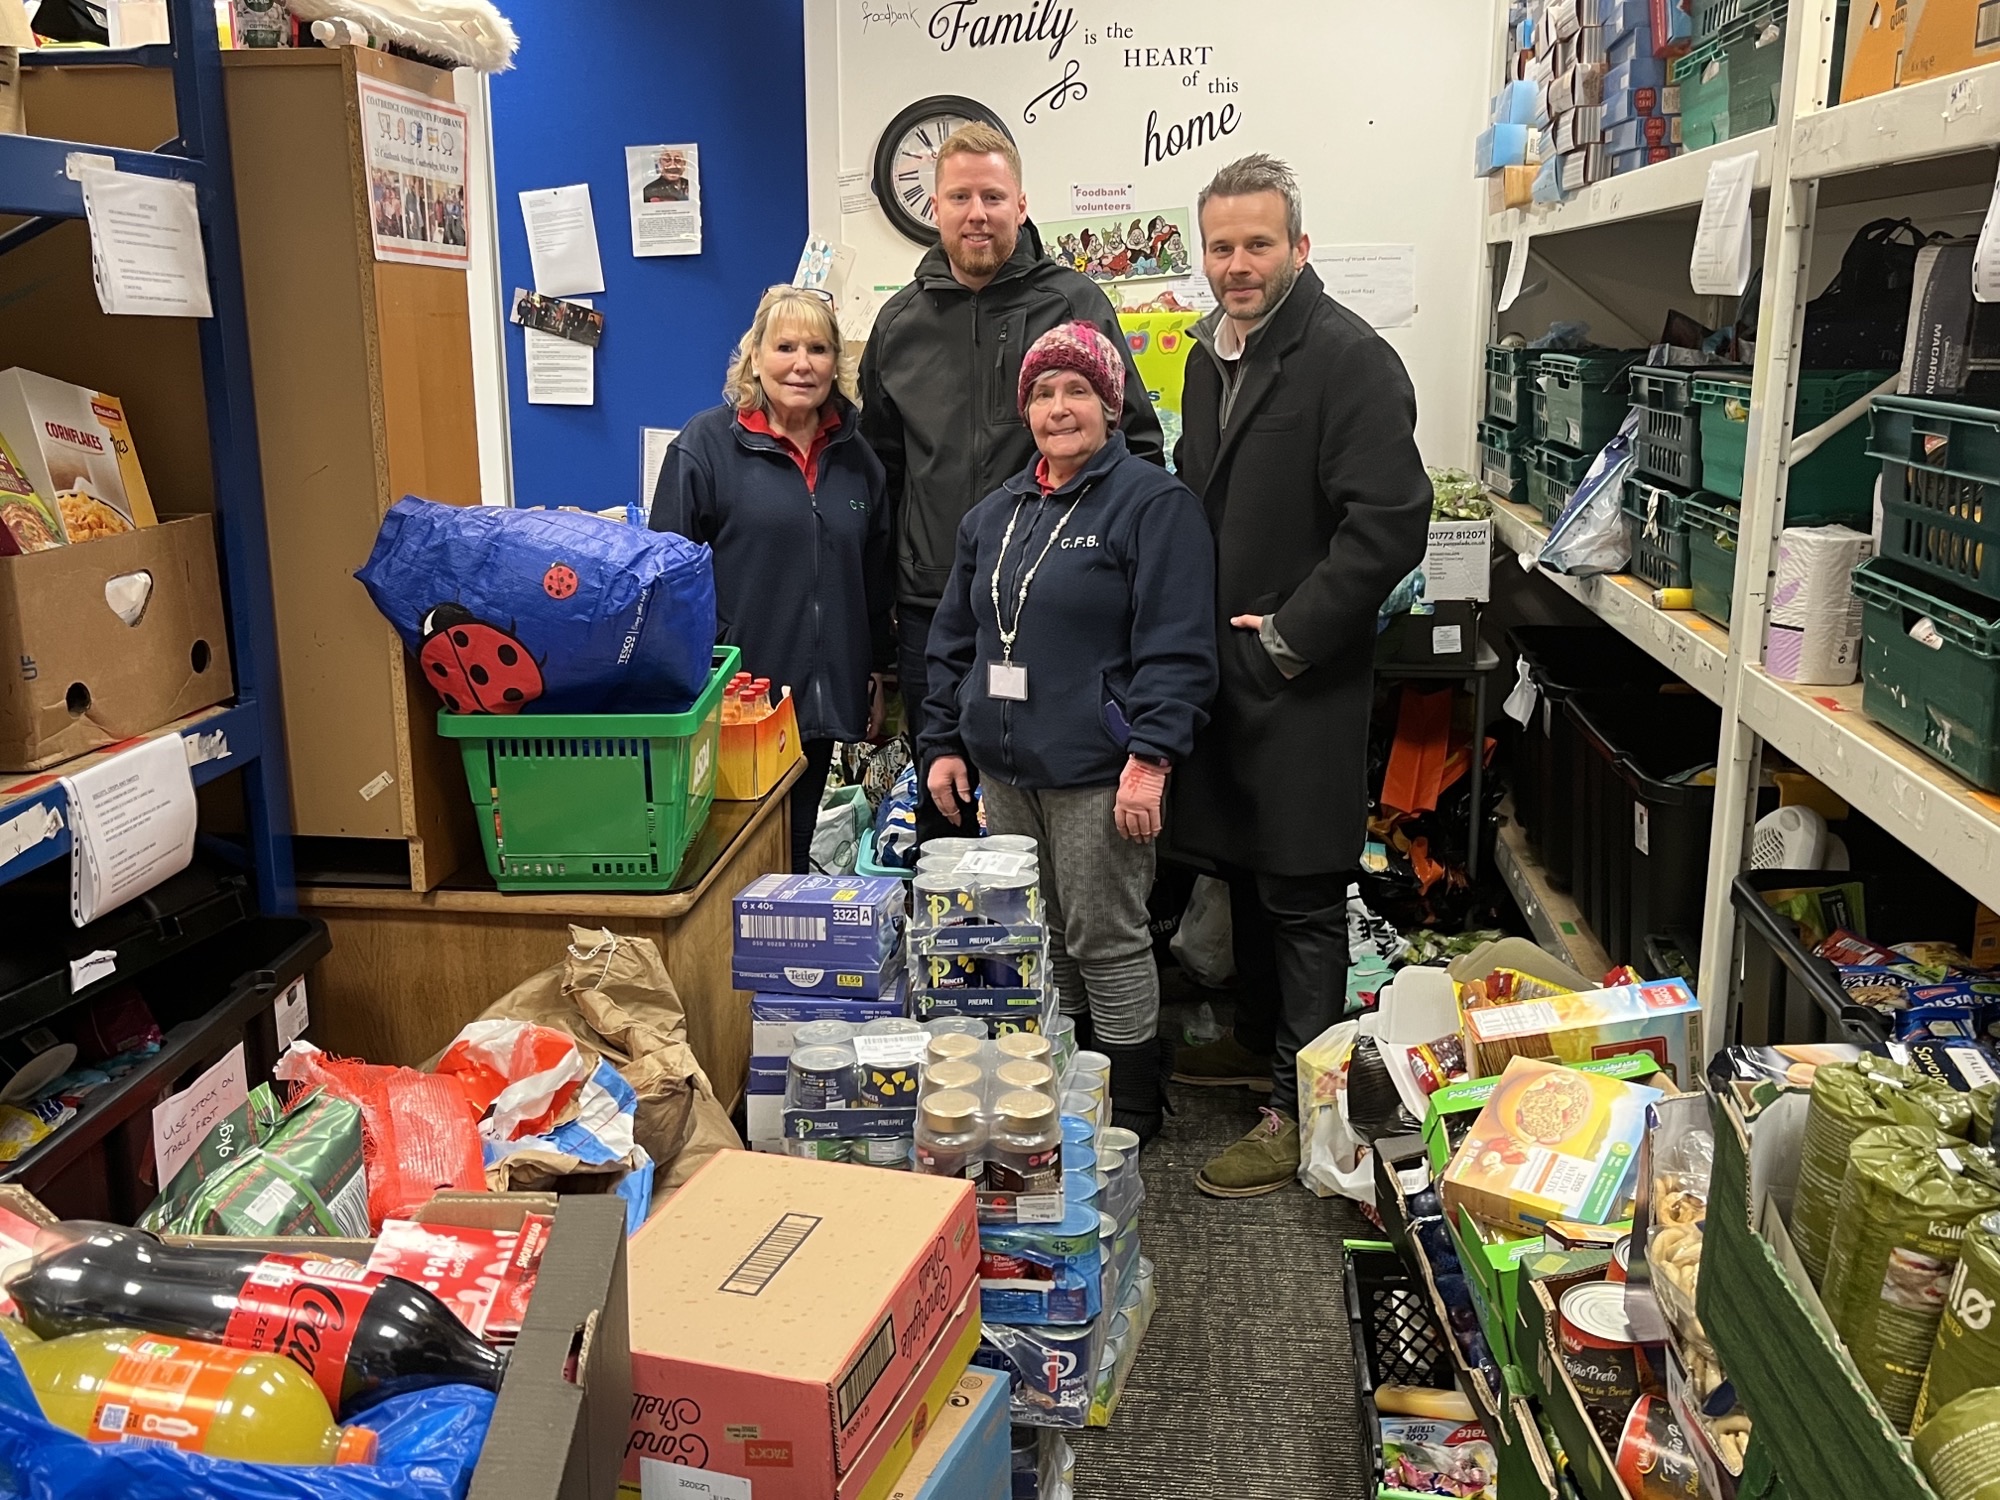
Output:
[860, 221, 1165, 608]
[920, 432, 1216, 790]
[649, 398, 892, 742]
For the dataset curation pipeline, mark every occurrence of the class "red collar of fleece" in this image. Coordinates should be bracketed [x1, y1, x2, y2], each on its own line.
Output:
[740, 404, 841, 490]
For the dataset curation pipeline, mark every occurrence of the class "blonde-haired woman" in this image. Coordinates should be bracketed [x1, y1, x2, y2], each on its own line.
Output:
[651, 284, 892, 872]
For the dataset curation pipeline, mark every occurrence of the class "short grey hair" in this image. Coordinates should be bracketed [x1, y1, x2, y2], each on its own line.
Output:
[1196, 154, 1303, 244]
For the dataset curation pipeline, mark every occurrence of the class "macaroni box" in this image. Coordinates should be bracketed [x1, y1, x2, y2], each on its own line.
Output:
[1442, 1057, 1662, 1234]
[885, 1368, 1010, 1500]
[625, 1150, 981, 1500]
[733, 947, 907, 999]
[0, 368, 158, 540]
[718, 687, 805, 801]
[1463, 977, 1702, 1088]
[734, 873, 907, 966]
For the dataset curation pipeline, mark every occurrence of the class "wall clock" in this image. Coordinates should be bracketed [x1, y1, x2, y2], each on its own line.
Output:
[871, 95, 1013, 245]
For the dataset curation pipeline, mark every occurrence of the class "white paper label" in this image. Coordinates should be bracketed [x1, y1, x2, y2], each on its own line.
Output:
[1498, 224, 1531, 312]
[358, 771, 394, 802]
[852, 1033, 926, 1068]
[1911, 617, 1947, 651]
[641, 1459, 753, 1500]
[70, 949, 117, 991]
[987, 662, 1028, 701]
[151, 1042, 249, 1190]
[0, 803, 62, 868]
[182, 730, 229, 767]
[1015, 1193, 1066, 1224]
[275, 977, 310, 1051]
[65, 151, 116, 180]
[1690, 152, 1759, 297]
[1431, 625, 1464, 655]
[1977, 162, 2000, 304]
[1634, 802, 1652, 855]
[1473, 1000, 1561, 1039]
[956, 850, 1035, 877]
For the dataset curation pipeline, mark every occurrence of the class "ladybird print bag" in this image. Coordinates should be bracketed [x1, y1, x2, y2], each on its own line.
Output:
[356, 495, 717, 715]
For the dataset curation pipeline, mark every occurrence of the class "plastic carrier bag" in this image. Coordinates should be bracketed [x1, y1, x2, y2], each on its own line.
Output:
[0, 1338, 495, 1500]
[1536, 412, 1639, 578]
[355, 496, 716, 716]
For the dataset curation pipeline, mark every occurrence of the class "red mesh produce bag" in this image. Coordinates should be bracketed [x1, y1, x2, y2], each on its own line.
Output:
[275, 1047, 485, 1227]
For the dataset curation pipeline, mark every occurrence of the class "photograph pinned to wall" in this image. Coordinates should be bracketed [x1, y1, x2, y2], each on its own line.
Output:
[358, 76, 470, 267]
[510, 288, 604, 348]
[625, 143, 702, 257]
[1042, 208, 1194, 285]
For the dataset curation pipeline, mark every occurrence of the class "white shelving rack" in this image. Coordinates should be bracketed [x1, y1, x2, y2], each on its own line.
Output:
[1478, 0, 2000, 1047]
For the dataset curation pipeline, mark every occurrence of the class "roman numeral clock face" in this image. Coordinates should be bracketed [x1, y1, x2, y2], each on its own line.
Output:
[871, 95, 1012, 245]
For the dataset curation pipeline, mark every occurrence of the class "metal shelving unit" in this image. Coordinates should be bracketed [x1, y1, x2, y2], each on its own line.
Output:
[1481, 1, 2000, 1041]
[0, 0, 293, 913]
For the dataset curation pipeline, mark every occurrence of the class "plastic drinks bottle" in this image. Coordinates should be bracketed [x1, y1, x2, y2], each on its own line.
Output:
[15, 1325, 379, 1465]
[7, 1223, 507, 1416]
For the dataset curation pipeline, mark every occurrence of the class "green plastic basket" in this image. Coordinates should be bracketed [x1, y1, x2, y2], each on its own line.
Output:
[1622, 477, 1694, 590]
[1677, 34, 1733, 151]
[1684, 493, 1741, 627]
[1532, 351, 1640, 453]
[1479, 419, 1531, 502]
[1869, 396, 2000, 600]
[1528, 443, 1592, 526]
[1485, 344, 1534, 427]
[1853, 555, 2000, 791]
[437, 645, 735, 892]
[1629, 365, 1750, 490]
[1727, 12, 1786, 136]
[1692, 368, 1890, 518]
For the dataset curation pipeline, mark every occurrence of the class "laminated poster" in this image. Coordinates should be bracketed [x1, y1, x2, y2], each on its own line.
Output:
[626, 143, 702, 258]
[359, 75, 471, 268]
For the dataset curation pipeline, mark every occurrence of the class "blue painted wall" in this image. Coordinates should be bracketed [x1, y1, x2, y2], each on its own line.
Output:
[490, 0, 809, 509]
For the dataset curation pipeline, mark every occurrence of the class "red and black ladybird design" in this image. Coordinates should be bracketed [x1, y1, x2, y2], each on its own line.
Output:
[543, 562, 578, 600]
[418, 603, 544, 714]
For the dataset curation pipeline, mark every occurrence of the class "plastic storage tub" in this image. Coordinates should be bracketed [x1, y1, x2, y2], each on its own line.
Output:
[1485, 344, 1534, 428]
[1869, 395, 2000, 600]
[1684, 492, 1741, 627]
[438, 645, 736, 892]
[1506, 626, 1675, 891]
[1852, 555, 2000, 791]
[1532, 351, 1640, 453]
[1694, 0, 1775, 39]
[1630, 364, 1751, 490]
[1691, 368, 1890, 515]
[1478, 418, 1532, 503]
[1623, 477, 1694, 589]
[1565, 691, 1734, 969]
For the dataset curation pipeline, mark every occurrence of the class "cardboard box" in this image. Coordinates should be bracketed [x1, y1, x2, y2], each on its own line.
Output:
[883, 1369, 1009, 1500]
[1900, 240, 1976, 396]
[1423, 520, 1492, 603]
[1463, 977, 1703, 1088]
[1441, 1057, 1663, 1234]
[0, 513, 235, 770]
[718, 690, 805, 801]
[0, 1185, 631, 1500]
[0, 369, 158, 540]
[1423, 1052, 1669, 1174]
[732, 951, 908, 1000]
[1903, 0, 1999, 82]
[1842, 0, 1922, 100]
[625, 1151, 981, 1499]
[733, 874, 908, 966]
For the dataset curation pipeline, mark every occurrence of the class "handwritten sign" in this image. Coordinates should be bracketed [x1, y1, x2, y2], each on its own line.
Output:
[152, 1042, 249, 1190]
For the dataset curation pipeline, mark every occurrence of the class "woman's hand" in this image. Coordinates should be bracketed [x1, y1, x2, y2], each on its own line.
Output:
[1115, 756, 1169, 843]
[867, 674, 889, 742]
[927, 755, 974, 824]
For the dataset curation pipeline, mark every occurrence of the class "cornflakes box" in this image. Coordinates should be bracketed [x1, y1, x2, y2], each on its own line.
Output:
[1441, 1057, 1662, 1235]
[0, 368, 158, 544]
[0, 434, 64, 555]
[1463, 977, 1702, 1089]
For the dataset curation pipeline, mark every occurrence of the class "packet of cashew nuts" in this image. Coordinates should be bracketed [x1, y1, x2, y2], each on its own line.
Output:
[1627, 1094, 1752, 1487]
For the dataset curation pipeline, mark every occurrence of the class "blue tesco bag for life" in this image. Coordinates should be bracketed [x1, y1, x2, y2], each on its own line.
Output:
[356, 498, 716, 716]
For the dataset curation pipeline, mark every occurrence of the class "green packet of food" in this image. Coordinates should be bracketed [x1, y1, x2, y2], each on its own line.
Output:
[1763, 881, 1868, 949]
[1914, 1386, 2000, 1500]
[1919, 1210, 2000, 1431]
[1821, 1127, 2000, 1434]
[147, 1088, 368, 1238]
[138, 1083, 281, 1233]
[1791, 1056, 1973, 1288]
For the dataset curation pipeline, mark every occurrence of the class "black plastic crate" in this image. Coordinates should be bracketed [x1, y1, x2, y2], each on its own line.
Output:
[1506, 626, 1675, 891]
[1622, 477, 1694, 590]
[1486, 344, 1535, 428]
[1729, 862, 1979, 1047]
[0, 915, 331, 1222]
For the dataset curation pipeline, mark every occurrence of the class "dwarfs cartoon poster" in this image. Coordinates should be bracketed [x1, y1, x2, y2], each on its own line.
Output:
[1043, 207, 1193, 285]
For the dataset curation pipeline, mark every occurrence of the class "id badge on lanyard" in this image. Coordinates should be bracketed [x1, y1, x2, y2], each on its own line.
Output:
[987, 661, 1028, 701]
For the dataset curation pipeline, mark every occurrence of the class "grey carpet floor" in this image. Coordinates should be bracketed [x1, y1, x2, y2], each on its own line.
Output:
[1067, 1079, 1377, 1500]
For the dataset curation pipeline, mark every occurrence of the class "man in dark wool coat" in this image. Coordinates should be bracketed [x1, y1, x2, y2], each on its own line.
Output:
[1168, 154, 1432, 1198]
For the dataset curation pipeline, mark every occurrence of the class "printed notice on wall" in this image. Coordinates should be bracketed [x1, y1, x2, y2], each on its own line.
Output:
[526, 296, 594, 405]
[521, 184, 605, 296]
[641, 427, 680, 509]
[78, 168, 213, 318]
[1312, 244, 1418, 329]
[626, 143, 703, 258]
[358, 76, 470, 268]
[61, 732, 197, 926]
[1071, 182, 1135, 216]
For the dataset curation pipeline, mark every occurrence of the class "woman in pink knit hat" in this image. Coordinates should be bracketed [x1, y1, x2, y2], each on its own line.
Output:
[919, 320, 1217, 1143]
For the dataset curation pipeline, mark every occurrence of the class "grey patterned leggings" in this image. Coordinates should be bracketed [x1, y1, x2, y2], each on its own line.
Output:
[976, 778, 1160, 1045]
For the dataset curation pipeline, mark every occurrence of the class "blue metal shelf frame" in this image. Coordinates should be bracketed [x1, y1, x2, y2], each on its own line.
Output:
[2, 3, 295, 913]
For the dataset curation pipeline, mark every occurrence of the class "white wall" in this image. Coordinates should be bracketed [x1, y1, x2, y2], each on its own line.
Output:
[454, 67, 513, 506]
[812, 0, 1493, 465]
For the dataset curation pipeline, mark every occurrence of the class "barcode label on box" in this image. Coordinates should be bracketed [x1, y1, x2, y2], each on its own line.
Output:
[739, 914, 828, 943]
[1475, 1001, 1560, 1039]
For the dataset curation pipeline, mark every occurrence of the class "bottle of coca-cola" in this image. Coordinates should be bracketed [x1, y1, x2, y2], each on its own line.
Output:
[5, 1223, 507, 1416]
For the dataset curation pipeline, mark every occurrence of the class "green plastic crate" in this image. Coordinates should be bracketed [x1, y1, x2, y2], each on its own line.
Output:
[1485, 343, 1534, 427]
[1479, 418, 1531, 502]
[1684, 492, 1740, 626]
[1622, 477, 1694, 589]
[1694, 0, 1776, 40]
[1692, 368, 1891, 518]
[1528, 443, 1591, 527]
[437, 645, 735, 891]
[1532, 351, 1640, 453]
[1853, 555, 2000, 791]
[1728, 11, 1786, 136]
[1869, 395, 2000, 600]
[1629, 364, 1750, 490]
[1677, 34, 1733, 150]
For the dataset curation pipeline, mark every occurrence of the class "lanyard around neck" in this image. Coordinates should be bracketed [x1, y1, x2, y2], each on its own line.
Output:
[990, 483, 1091, 665]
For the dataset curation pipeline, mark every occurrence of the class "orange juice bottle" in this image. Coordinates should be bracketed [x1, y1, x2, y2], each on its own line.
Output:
[14, 1326, 378, 1466]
